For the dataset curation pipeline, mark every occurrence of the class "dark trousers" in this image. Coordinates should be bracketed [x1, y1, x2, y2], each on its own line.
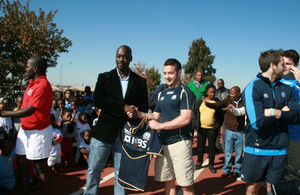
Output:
[197, 128, 216, 165]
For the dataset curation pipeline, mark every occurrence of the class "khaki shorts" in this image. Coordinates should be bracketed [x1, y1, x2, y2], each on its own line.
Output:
[16, 125, 53, 160]
[155, 139, 194, 186]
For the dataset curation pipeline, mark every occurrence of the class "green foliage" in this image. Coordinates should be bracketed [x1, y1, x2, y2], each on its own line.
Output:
[146, 66, 161, 89]
[131, 62, 161, 93]
[0, 0, 72, 90]
[183, 38, 216, 83]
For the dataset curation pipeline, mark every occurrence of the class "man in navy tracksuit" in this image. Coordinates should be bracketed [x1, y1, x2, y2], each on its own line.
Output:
[242, 49, 300, 195]
[280, 50, 300, 171]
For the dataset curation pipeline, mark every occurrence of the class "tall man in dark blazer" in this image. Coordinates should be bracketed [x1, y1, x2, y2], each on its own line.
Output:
[84, 45, 148, 195]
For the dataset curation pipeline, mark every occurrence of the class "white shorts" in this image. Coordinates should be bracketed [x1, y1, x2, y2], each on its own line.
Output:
[155, 139, 194, 186]
[48, 154, 61, 166]
[16, 125, 53, 160]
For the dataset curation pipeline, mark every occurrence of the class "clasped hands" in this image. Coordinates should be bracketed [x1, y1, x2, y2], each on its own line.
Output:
[124, 104, 162, 130]
[124, 104, 139, 119]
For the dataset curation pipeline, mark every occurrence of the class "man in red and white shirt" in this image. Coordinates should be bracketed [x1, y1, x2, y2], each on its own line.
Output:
[0, 56, 53, 194]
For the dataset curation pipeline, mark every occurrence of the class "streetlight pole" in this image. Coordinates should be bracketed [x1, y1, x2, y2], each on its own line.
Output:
[59, 61, 72, 91]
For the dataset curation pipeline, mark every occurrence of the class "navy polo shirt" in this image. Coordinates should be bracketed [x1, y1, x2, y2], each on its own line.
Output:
[155, 83, 195, 145]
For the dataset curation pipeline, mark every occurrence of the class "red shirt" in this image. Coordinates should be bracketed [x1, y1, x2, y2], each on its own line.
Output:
[20, 75, 53, 130]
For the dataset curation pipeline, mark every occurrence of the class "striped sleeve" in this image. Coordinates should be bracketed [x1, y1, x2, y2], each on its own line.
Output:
[243, 79, 259, 130]
[180, 85, 195, 110]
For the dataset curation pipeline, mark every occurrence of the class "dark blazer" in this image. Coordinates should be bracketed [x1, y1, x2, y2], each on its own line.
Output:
[92, 68, 148, 144]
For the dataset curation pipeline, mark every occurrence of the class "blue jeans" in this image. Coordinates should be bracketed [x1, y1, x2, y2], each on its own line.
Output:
[84, 135, 125, 195]
[222, 129, 243, 174]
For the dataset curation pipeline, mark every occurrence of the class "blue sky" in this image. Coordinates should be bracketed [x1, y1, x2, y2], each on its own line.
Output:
[25, 0, 300, 90]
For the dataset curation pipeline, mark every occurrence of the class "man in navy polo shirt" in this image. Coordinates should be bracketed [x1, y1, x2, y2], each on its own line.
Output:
[129, 58, 195, 195]
[0, 56, 53, 194]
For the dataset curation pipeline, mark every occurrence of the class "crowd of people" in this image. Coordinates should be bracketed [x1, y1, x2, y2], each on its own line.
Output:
[0, 57, 98, 194]
[0, 47, 300, 195]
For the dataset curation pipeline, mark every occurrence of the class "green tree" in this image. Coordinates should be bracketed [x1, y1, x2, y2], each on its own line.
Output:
[0, 0, 72, 96]
[131, 62, 161, 93]
[146, 66, 161, 89]
[183, 38, 216, 83]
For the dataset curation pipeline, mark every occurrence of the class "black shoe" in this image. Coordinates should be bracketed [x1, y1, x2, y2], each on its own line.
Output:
[221, 172, 232, 178]
[209, 165, 216, 174]
[233, 173, 241, 178]
[195, 162, 203, 170]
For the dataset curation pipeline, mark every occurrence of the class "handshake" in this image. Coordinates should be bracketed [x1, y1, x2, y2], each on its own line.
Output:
[123, 104, 161, 130]
[124, 104, 139, 119]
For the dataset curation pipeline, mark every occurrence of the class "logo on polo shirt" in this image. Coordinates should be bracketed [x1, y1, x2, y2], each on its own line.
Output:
[27, 89, 33, 96]
[171, 95, 177, 100]
[263, 93, 269, 98]
[281, 92, 286, 98]
[142, 132, 151, 141]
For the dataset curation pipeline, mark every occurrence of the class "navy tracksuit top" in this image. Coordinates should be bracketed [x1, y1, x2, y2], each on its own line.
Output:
[242, 73, 300, 155]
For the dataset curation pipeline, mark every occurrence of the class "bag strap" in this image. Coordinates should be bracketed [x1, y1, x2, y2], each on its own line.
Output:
[129, 118, 150, 134]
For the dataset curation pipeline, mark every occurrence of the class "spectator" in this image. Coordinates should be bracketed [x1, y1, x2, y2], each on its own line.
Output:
[48, 115, 63, 173]
[187, 70, 209, 100]
[0, 138, 16, 194]
[83, 86, 94, 102]
[75, 112, 90, 162]
[70, 99, 79, 122]
[51, 99, 60, 122]
[92, 108, 101, 127]
[291, 66, 300, 83]
[0, 103, 13, 139]
[64, 89, 73, 110]
[79, 130, 91, 165]
[57, 99, 65, 122]
[59, 109, 77, 167]
[193, 84, 223, 173]
[215, 79, 230, 101]
[204, 86, 245, 178]
[13, 95, 23, 132]
[280, 49, 300, 171]
[76, 95, 86, 113]
[214, 78, 230, 153]
[54, 91, 63, 100]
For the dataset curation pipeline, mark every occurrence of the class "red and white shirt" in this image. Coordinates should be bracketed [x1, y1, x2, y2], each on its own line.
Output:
[21, 75, 53, 130]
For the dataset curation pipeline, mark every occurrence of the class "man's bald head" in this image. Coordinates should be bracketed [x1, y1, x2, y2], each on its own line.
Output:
[194, 70, 203, 83]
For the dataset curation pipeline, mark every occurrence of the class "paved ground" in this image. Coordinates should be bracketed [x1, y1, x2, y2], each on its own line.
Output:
[31, 134, 268, 195]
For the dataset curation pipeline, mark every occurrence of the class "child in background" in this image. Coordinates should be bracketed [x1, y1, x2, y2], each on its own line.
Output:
[76, 112, 90, 143]
[79, 130, 91, 165]
[57, 99, 65, 122]
[76, 95, 86, 113]
[92, 108, 101, 127]
[59, 109, 77, 167]
[48, 115, 63, 173]
[50, 99, 60, 122]
[84, 98, 96, 125]
[75, 112, 90, 163]
[0, 103, 13, 139]
[0, 138, 16, 194]
[64, 89, 73, 110]
[70, 99, 79, 122]
[13, 95, 22, 132]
